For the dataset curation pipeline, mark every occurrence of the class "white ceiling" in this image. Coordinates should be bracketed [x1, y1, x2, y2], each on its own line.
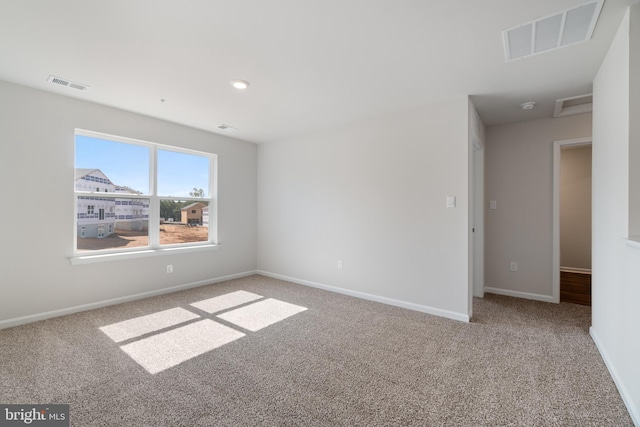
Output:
[0, 0, 630, 144]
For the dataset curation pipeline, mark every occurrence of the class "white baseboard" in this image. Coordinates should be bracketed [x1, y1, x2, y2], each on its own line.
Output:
[590, 327, 640, 427]
[0, 270, 257, 330]
[560, 266, 592, 274]
[256, 270, 470, 323]
[484, 287, 556, 303]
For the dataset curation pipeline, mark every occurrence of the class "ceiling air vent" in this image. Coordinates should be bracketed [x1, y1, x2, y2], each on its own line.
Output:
[503, 0, 604, 62]
[553, 94, 593, 117]
[216, 124, 237, 132]
[47, 75, 90, 91]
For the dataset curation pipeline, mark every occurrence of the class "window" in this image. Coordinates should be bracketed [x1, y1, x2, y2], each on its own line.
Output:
[74, 129, 216, 256]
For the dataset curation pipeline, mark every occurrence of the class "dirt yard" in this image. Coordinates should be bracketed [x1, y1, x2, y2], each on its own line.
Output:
[77, 224, 209, 251]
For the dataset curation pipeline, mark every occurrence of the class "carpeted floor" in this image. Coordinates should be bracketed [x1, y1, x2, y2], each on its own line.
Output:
[0, 275, 633, 426]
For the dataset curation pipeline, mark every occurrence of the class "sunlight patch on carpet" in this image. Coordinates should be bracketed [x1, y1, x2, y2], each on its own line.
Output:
[101, 291, 308, 374]
[190, 290, 263, 314]
[217, 298, 307, 332]
[120, 319, 245, 374]
[99, 307, 200, 343]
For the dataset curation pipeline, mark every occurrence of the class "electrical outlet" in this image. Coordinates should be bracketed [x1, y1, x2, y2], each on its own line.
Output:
[510, 262, 518, 272]
[337, 260, 343, 270]
[167, 265, 173, 274]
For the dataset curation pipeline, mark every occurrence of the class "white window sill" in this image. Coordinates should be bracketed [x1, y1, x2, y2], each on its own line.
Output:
[69, 244, 220, 265]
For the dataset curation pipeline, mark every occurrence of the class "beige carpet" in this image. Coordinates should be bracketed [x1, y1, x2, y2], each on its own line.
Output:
[0, 275, 633, 426]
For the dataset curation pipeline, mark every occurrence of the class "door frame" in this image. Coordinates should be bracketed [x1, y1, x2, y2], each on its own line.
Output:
[552, 137, 592, 303]
[472, 146, 484, 298]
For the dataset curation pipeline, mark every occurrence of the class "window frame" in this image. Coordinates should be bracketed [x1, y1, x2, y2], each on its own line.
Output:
[71, 129, 218, 264]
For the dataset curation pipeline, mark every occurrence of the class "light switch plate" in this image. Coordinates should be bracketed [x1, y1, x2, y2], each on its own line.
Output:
[489, 200, 497, 210]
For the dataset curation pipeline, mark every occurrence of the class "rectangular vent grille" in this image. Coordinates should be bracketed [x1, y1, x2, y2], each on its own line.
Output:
[553, 94, 593, 117]
[47, 75, 90, 90]
[503, 0, 604, 62]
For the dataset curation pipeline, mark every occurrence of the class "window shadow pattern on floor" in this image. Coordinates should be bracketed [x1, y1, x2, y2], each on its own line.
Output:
[99, 290, 307, 374]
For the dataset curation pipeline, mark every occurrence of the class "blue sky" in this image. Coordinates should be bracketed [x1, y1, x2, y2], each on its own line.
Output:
[75, 134, 210, 197]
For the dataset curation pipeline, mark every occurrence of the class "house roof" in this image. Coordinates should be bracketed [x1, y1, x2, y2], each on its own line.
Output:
[75, 168, 113, 184]
[115, 185, 141, 195]
[75, 168, 99, 180]
[181, 202, 206, 211]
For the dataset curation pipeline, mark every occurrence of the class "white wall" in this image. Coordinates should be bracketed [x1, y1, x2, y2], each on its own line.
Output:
[560, 145, 592, 270]
[0, 80, 257, 325]
[484, 114, 592, 300]
[257, 98, 471, 321]
[591, 5, 640, 425]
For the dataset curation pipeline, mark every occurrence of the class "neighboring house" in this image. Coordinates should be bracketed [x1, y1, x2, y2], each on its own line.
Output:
[75, 169, 149, 237]
[202, 206, 209, 227]
[114, 185, 149, 232]
[181, 202, 206, 224]
[75, 169, 116, 238]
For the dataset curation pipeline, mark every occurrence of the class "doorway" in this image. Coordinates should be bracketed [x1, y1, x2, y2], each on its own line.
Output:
[552, 137, 592, 304]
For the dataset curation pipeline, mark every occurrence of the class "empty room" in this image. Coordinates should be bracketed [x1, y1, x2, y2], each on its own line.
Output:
[0, 1, 638, 426]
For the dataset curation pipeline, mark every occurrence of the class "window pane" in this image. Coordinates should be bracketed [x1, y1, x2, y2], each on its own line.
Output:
[77, 196, 150, 252]
[75, 134, 150, 194]
[159, 200, 209, 245]
[157, 150, 209, 197]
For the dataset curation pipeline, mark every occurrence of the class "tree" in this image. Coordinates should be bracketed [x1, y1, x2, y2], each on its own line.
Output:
[189, 188, 205, 198]
[160, 199, 177, 220]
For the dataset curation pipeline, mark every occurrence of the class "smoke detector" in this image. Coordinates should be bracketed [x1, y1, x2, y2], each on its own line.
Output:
[503, 0, 604, 62]
[520, 101, 536, 110]
[217, 124, 238, 132]
[47, 75, 90, 91]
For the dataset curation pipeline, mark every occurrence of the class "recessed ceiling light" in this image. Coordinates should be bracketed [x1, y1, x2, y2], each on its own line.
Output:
[231, 80, 249, 90]
[520, 101, 536, 110]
